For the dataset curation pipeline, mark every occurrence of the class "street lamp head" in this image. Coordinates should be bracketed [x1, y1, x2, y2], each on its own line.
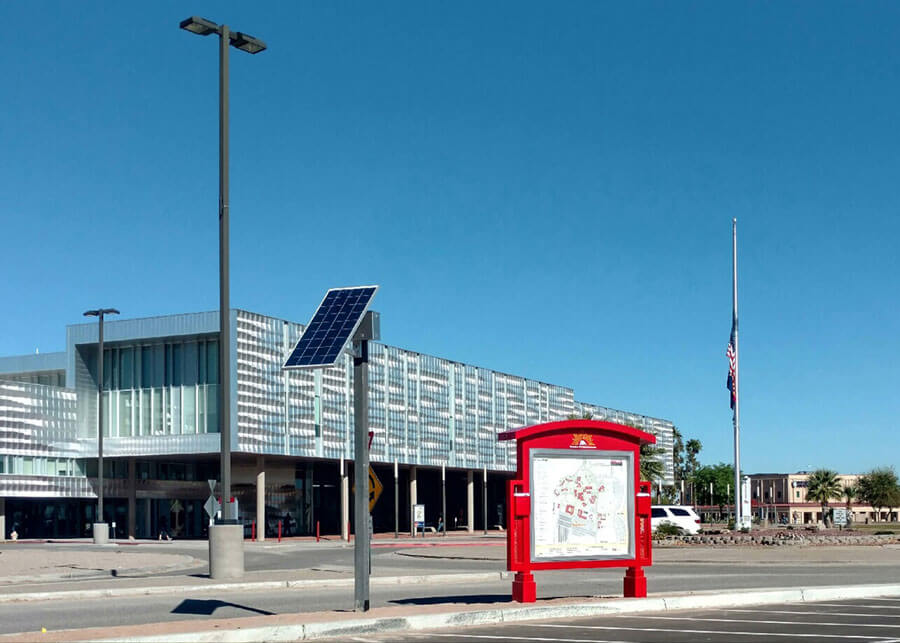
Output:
[83, 308, 120, 318]
[230, 31, 267, 54]
[180, 16, 220, 36]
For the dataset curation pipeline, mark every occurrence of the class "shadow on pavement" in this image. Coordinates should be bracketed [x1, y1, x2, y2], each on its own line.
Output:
[171, 599, 275, 616]
[390, 594, 511, 606]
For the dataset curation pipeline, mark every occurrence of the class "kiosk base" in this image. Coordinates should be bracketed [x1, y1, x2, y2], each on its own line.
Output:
[623, 566, 646, 598]
[512, 572, 536, 603]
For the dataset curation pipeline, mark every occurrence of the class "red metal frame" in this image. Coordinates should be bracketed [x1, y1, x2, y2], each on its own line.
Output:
[499, 419, 655, 602]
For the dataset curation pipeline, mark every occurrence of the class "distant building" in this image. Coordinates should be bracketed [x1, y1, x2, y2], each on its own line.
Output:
[0, 309, 676, 539]
[748, 472, 892, 525]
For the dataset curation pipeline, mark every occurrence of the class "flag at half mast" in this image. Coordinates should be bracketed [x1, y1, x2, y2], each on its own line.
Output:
[726, 317, 737, 410]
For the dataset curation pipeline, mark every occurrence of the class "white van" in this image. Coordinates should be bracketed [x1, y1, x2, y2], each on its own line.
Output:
[651, 505, 701, 535]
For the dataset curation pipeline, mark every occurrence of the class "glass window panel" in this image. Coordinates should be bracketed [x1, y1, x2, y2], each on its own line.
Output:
[141, 346, 152, 388]
[153, 389, 164, 435]
[207, 340, 218, 385]
[184, 342, 198, 387]
[140, 390, 150, 436]
[120, 391, 133, 437]
[120, 348, 133, 389]
[152, 345, 164, 388]
[207, 384, 218, 433]
[103, 349, 113, 390]
[165, 345, 173, 387]
[199, 342, 206, 385]
[102, 392, 112, 437]
[173, 344, 183, 387]
[23, 457, 33, 475]
[183, 387, 196, 434]
[170, 386, 181, 435]
[198, 385, 207, 434]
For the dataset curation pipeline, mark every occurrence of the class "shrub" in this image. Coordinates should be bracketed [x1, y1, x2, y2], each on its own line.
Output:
[654, 522, 685, 537]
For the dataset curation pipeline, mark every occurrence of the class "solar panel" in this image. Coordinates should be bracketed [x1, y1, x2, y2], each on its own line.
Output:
[282, 286, 379, 369]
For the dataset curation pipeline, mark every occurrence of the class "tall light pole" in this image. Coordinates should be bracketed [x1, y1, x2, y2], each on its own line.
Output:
[84, 308, 119, 544]
[180, 15, 266, 579]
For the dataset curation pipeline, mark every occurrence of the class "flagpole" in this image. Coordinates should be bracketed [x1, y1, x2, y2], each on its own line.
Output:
[732, 218, 742, 530]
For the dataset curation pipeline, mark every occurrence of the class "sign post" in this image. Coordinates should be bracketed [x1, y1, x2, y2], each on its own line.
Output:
[500, 419, 655, 602]
[414, 503, 425, 537]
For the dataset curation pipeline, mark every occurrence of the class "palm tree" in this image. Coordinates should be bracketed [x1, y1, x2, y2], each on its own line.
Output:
[640, 443, 665, 484]
[842, 484, 857, 526]
[806, 469, 842, 527]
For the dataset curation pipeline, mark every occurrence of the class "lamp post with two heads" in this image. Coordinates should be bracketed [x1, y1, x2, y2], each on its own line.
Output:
[83, 308, 119, 544]
[179, 15, 266, 579]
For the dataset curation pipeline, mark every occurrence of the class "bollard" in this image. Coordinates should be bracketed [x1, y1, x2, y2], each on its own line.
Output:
[278, 520, 282, 543]
[316, 520, 320, 542]
[251, 520, 256, 542]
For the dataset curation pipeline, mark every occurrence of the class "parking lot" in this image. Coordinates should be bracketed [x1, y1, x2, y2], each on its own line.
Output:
[365, 597, 900, 642]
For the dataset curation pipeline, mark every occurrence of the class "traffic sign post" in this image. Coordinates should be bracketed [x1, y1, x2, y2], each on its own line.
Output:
[414, 503, 425, 537]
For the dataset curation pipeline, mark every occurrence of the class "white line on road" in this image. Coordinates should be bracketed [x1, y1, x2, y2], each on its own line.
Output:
[409, 635, 629, 643]
[612, 615, 900, 629]
[533, 624, 889, 639]
[722, 608, 900, 619]
[798, 602, 900, 610]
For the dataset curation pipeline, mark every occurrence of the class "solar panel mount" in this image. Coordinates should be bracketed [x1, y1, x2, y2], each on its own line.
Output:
[282, 285, 379, 370]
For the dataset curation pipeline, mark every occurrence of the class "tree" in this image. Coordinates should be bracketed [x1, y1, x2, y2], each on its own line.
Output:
[806, 469, 842, 527]
[672, 427, 685, 484]
[692, 463, 735, 512]
[640, 442, 665, 484]
[842, 485, 857, 525]
[685, 439, 702, 479]
[887, 487, 900, 523]
[857, 467, 900, 522]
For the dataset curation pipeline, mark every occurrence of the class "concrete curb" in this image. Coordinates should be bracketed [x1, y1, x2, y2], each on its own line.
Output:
[89, 582, 900, 643]
[0, 572, 510, 604]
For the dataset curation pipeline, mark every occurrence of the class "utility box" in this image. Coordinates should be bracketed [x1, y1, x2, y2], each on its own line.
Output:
[499, 419, 655, 602]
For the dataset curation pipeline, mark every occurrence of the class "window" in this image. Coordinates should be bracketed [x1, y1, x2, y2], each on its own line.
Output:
[670, 508, 691, 516]
[651, 508, 666, 518]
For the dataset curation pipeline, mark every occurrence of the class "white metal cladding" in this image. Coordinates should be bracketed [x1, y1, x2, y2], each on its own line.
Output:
[234, 310, 673, 477]
[0, 310, 675, 486]
[574, 400, 676, 486]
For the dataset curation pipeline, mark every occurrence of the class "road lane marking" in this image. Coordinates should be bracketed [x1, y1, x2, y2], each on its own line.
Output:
[533, 624, 889, 639]
[612, 615, 900, 629]
[402, 634, 629, 642]
[722, 608, 900, 619]
[800, 602, 900, 610]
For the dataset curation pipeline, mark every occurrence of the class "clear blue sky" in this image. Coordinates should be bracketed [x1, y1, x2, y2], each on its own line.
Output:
[2, 2, 898, 475]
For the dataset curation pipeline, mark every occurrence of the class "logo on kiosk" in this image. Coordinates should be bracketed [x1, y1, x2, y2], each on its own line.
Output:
[569, 433, 597, 449]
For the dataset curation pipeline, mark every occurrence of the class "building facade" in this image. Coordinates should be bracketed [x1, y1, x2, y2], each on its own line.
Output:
[748, 472, 895, 526]
[0, 309, 676, 540]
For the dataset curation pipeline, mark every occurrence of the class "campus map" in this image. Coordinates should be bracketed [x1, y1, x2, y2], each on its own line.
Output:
[531, 452, 632, 559]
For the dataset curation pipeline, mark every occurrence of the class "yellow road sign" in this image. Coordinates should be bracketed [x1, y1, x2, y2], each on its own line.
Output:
[352, 467, 384, 512]
[368, 468, 383, 512]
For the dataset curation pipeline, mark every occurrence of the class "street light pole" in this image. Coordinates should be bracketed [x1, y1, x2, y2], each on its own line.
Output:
[180, 15, 266, 580]
[84, 308, 119, 544]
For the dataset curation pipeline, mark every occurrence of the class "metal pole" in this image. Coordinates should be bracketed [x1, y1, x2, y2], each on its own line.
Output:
[97, 312, 105, 524]
[353, 339, 370, 611]
[732, 218, 742, 530]
[483, 467, 488, 536]
[441, 465, 446, 537]
[394, 459, 398, 539]
[219, 24, 233, 522]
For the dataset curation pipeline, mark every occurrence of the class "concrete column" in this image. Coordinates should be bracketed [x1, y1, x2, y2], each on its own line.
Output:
[0, 498, 5, 541]
[256, 456, 265, 542]
[341, 459, 349, 542]
[409, 466, 418, 536]
[127, 458, 136, 539]
[467, 470, 475, 533]
[144, 498, 151, 538]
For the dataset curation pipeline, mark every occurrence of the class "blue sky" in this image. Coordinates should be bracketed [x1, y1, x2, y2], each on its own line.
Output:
[2, 2, 898, 474]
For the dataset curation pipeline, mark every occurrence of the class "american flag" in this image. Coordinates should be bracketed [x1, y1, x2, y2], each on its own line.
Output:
[726, 319, 736, 410]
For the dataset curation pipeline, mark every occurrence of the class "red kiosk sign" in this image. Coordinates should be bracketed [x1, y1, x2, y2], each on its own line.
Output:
[499, 419, 654, 602]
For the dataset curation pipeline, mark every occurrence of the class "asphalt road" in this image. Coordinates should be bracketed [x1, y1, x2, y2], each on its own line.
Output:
[355, 597, 900, 642]
[2, 548, 900, 635]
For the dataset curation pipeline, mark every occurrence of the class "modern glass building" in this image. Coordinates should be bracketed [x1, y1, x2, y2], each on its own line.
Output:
[0, 309, 675, 540]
